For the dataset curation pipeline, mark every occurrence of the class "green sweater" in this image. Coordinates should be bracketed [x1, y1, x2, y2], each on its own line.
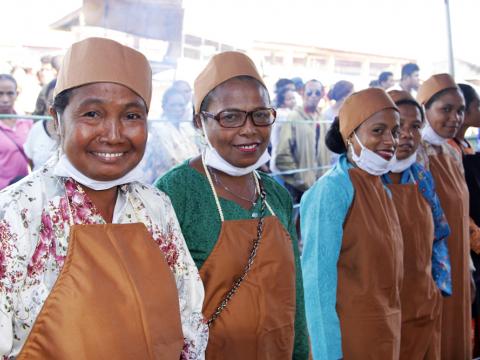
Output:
[155, 161, 309, 359]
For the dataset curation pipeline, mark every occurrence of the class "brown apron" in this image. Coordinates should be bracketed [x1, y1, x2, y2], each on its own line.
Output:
[18, 223, 184, 359]
[429, 153, 472, 360]
[387, 179, 442, 360]
[199, 167, 296, 359]
[337, 167, 403, 360]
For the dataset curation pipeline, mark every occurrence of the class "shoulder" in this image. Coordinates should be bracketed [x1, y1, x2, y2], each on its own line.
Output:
[302, 158, 354, 207]
[155, 161, 196, 189]
[129, 182, 175, 213]
[443, 141, 463, 165]
[0, 166, 58, 231]
[411, 162, 433, 183]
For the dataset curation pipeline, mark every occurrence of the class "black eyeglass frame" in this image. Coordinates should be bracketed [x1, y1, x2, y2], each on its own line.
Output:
[201, 107, 277, 128]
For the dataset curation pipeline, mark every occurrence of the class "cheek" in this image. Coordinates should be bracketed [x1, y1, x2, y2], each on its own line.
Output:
[125, 123, 148, 149]
[412, 131, 422, 148]
[364, 136, 381, 151]
[427, 110, 446, 129]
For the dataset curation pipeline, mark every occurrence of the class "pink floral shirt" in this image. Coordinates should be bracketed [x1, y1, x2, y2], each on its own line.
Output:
[0, 160, 208, 359]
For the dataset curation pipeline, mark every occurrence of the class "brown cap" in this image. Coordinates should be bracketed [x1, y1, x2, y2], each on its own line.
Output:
[388, 89, 418, 104]
[339, 88, 398, 144]
[193, 51, 265, 114]
[54, 37, 152, 109]
[416, 73, 457, 105]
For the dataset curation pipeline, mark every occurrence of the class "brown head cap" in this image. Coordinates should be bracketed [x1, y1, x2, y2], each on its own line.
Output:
[339, 87, 398, 144]
[193, 51, 265, 114]
[388, 89, 418, 105]
[54, 37, 152, 109]
[416, 73, 457, 105]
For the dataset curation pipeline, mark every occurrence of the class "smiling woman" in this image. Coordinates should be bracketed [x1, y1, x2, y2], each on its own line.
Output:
[301, 88, 405, 360]
[417, 73, 472, 360]
[0, 37, 208, 359]
[155, 51, 310, 359]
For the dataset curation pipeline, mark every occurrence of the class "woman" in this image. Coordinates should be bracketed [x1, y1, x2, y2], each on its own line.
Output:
[142, 87, 200, 183]
[452, 83, 480, 355]
[156, 51, 309, 359]
[0, 74, 33, 189]
[270, 86, 297, 174]
[24, 78, 58, 170]
[301, 88, 403, 360]
[384, 90, 451, 359]
[0, 37, 207, 359]
[416, 73, 471, 359]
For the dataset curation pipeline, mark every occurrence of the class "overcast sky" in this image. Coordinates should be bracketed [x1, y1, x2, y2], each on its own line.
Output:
[2, 0, 478, 65]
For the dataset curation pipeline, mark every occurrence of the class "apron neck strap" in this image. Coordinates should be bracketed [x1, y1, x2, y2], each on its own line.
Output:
[202, 154, 225, 222]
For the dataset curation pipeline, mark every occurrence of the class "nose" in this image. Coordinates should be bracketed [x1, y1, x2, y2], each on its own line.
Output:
[0, 93, 10, 104]
[99, 118, 124, 144]
[453, 111, 464, 125]
[399, 126, 413, 139]
[238, 114, 257, 135]
[383, 131, 396, 147]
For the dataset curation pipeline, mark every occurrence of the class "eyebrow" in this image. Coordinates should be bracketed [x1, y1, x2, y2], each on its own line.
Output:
[77, 98, 146, 110]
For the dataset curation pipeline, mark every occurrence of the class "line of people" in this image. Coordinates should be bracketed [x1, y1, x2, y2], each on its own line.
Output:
[1, 36, 480, 359]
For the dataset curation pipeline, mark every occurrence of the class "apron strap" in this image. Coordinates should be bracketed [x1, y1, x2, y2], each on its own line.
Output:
[202, 153, 225, 222]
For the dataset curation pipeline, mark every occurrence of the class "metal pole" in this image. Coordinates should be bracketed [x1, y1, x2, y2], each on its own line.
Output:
[444, 0, 455, 76]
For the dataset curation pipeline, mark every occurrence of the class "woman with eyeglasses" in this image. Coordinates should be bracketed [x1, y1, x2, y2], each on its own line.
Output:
[301, 88, 403, 360]
[156, 51, 309, 359]
[416, 74, 472, 360]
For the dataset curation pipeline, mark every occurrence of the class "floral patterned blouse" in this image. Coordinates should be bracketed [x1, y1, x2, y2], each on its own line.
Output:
[0, 160, 208, 359]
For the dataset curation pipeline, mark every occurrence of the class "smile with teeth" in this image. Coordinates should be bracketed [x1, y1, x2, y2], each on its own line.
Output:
[238, 144, 257, 149]
[236, 143, 259, 152]
[92, 152, 125, 158]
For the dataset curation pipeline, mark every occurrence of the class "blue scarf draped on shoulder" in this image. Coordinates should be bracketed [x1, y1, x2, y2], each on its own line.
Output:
[383, 163, 452, 296]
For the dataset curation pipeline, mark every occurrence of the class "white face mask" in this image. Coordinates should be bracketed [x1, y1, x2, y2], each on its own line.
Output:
[53, 154, 145, 190]
[201, 118, 270, 177]
[350, 132, 392, 176]
[389, 151, 417, 173]
[421, 120, 446, 146]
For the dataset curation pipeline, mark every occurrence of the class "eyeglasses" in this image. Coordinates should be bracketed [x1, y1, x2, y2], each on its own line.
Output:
[306, 90, 322, 97]
[201, 107, 276, 128]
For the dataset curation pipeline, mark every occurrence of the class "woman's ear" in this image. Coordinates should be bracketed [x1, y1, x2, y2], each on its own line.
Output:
[49, 107, 61, 136]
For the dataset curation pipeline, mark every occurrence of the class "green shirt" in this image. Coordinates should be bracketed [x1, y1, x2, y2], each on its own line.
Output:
[155, 161, 309, 360]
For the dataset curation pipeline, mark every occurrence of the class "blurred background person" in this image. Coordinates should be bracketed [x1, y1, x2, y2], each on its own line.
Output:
[0, 74, 33, 189]
[378, 71, 394, 90]
[142, 86, 200, 183]
[172, 79, 194, 123]
[270, 85, 297, 174]
[11, 61, 41, 114]
[24, 79, 58, 170]
[393, 63, 420, 96]
[322, 80, 354, 123]
[291, 76, 304, 107]
[275, 79, 329, 204]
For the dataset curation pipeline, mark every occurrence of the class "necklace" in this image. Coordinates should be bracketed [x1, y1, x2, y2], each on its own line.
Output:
[209, 167, 257, 205]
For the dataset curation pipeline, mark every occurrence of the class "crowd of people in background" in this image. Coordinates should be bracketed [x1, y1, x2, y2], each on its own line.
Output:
[2, 41, 480, 359]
